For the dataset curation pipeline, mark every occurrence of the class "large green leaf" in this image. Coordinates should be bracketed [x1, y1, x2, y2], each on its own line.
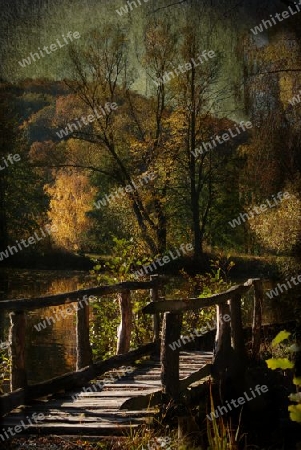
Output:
[266, 358, 294, 370]
[271, 330, 291, 347]
[288, 404, 301, 423]
[293, 377, 301, 386]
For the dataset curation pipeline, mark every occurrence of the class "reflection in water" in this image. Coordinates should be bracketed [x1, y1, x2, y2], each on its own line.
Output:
[0, 269, 93, 392]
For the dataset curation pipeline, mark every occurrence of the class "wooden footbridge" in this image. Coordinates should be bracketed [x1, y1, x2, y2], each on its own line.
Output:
[0, 276, 263, 439]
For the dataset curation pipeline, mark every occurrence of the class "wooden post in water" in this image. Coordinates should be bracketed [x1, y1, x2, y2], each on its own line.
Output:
[76, 298, 93, 370]
[117, 290, 132, 355]
[252, 279, 263, 360]
[9, 311, 27, 391]
[161, 312, 183, 401]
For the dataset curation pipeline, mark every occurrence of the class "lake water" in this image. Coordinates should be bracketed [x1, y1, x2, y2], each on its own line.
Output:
[0, 268, 300, 393]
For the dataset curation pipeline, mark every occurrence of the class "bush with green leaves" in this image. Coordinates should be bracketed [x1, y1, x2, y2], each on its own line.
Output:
[89, 236, 153, 359]
[266, 330, 301, 423]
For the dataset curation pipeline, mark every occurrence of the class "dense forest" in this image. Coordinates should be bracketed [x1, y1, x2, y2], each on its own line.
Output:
[0, 0, 301, 449]
[0, 0, 300, 268]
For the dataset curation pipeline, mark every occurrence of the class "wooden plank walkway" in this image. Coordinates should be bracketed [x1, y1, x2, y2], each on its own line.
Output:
[1, 351, 212, 437]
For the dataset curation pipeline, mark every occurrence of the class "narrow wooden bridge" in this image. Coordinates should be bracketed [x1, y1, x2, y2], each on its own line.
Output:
[0, 276, 263, 438]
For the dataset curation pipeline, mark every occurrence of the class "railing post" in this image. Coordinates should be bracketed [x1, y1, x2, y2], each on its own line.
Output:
[230, 294, 247, 383]
[161, 312, 183, 401]
[150, 275, 160, 343]
[252, 279, 263, 360]
[9, 311, 27, 391]
[212, 302, 231, 380]
[76, 298, 93, 370]
[230, 294, 246, 361]
[117, 290, 132, 355]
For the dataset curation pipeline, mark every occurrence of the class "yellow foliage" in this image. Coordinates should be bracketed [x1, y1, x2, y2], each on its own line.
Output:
[45, 170, 97, 251]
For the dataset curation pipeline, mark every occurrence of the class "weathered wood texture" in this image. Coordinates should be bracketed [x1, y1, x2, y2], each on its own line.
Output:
[230, 294, 246, 362]
[0, 280, 155, 312]
[76, 301, 93, 369]
[0, 342, 156, 417]
[9, 311, 27, 391]
[143, 280, 254, 314]
[212, 303, 232, 378]
[150, 275, 160, 342]
[117, 290, 132, 354]
[1, 351, 212, 436]
[161, 312, 183, 400]
[252, 279, 263, 360]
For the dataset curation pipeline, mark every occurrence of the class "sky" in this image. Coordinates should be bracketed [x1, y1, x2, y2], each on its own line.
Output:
[0, 0, 293, 122]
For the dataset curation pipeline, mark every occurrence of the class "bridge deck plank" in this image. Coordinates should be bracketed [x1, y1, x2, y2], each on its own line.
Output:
[1, 351, 212, 437]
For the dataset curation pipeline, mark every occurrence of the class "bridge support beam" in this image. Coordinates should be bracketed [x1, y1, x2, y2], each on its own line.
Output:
[9, 311, 27, 391]
[252, 279, 263, 360]
[76, 301, 93, 370]
[161, 312, 183, 401]
[117, 290, 132, 355]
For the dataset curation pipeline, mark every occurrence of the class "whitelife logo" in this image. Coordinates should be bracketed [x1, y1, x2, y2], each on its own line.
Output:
[133, 243, 193, 277]
[71, 366, 134, 401]
[0, 224, 58, 261]
[266, 274, 301, 299]
[34, 295, 94, 332]
[116, 0, 150, 17]
[0, 412, 45, 442]
[56, 102, 118, 140]
[228, 191, 290, 229]
[94, 172, 156, 209]
[289, 89, 301, 107]
[0, 153, 21, 171]
[18, 31, 80, 68]
[250, 1, 301, 35]
[169, 312, 231, 351]
[191, 121, 252, 157]
[153, 50, 216, 86]
[207, 385, 268, 421]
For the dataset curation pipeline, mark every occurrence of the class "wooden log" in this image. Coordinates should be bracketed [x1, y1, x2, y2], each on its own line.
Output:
[229, 294, 247, 388]
[117, 290, 132, 355]
[252, 279, 263, 360]
[161, 312, 183, 401]
[0, 342, 157, 417]
[76, 299, 93, 370]
[212, 303, 232, 380]
[230, 294, 246, 363]
[0, 281, 155, 312]
[150, 275, 160, 342]
[179, 364, 212, 392]
[143, 282, 254, 314]
[9, 311, 27, 391]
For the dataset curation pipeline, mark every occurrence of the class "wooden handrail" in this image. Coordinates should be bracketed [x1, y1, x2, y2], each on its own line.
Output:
[1, 277, 161, 410]
[1, 276, 264, 418]
[142, 279, 255, 314]
[151, 278, 263, 403]
[0, 280, 156, 312]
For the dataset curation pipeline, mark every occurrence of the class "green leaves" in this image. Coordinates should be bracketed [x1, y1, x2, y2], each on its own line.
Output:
[267, 330, 301, 426]
[288, 404, 301, 423]
[266, 358, 294, 370]
[271, 330, 291, 347]
[293, 377, 301, 386]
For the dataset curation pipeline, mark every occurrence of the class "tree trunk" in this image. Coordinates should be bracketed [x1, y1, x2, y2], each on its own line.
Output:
[0, 173, 8, 250]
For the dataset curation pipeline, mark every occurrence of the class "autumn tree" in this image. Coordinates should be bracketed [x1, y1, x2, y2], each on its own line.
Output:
[45, 170, 97, 252]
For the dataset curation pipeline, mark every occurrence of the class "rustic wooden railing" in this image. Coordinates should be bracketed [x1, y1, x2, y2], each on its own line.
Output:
[0, 276, 263, 418]
[142, 278, 263, 402]
[0, 275, 161, 417]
